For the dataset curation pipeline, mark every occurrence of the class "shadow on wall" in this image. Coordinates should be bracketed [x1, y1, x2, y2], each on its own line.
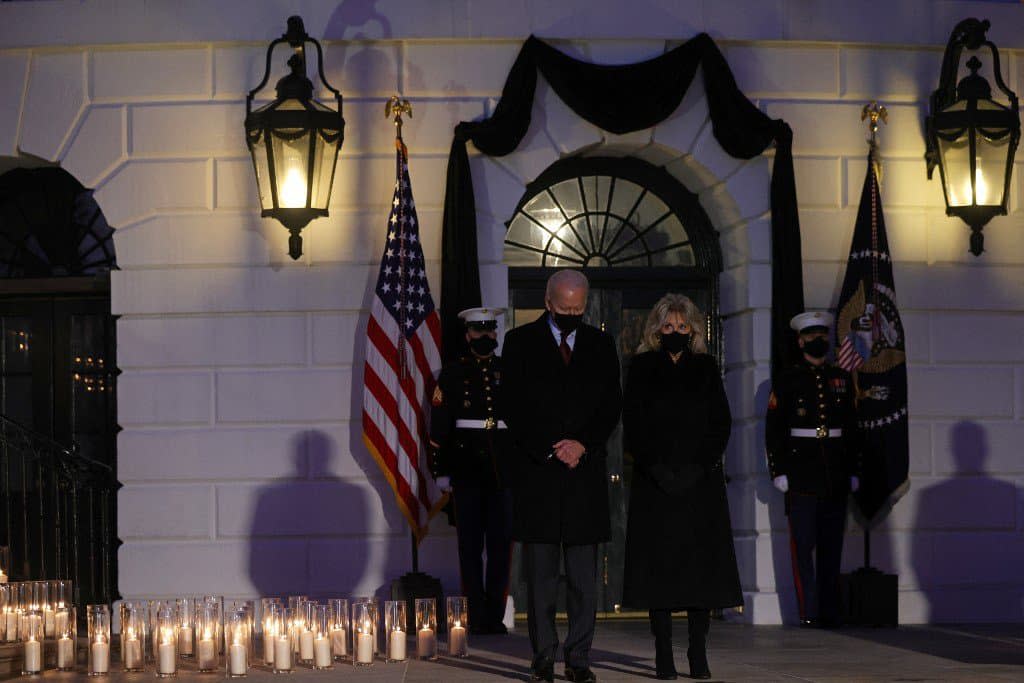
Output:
[911, 420, 1024, 624]
[248, 431, 376, 598]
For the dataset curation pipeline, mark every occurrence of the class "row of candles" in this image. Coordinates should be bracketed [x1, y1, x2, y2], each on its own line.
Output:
[8, 590, 470, 677]
[0, 580, 75, 675]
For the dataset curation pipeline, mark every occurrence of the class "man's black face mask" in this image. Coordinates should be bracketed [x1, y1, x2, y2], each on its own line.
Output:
[803, 337, 829, 359]
[551, 312, 584, 334]
[469, 336, 498, 356]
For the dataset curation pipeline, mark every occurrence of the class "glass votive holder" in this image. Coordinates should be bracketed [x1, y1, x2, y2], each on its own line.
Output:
[225, 609, 249, 678]
[195, 601, 220, 672]
[155, 607, 177, 678]
[21, 608, 43, 675]
[446, 596, 469, 657]
[353, 597, 379, 656]
[286, 596, 308, 612]
[201, 596, 224, 654]
[147, 600, 166, 664]
[384, 600, 407, 663]
[310, 604, 332, 670]
[351, 602, 375, 667]
[260, 603, 279, 669]
[415, 598, 438, 660]
[175, 598, 194, 659]
[227, 600, 255, 658]
[0, 584, 15, 644]
[56, 606, 77, 671]
[87, 604, 112, 675]
[272, 608, 293, 674]
[296, 602, 315, 665]
[0, 545, 9, 583]
[121, 603, 147, 672]
[30, 580, 47, 611]
[328, 599, 348, 661]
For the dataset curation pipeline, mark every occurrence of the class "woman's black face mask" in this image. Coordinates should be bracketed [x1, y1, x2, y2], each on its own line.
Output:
[659, 331, 691, 354]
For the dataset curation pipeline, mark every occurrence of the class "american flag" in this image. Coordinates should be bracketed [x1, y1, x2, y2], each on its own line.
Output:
[362, 141, 445, 540]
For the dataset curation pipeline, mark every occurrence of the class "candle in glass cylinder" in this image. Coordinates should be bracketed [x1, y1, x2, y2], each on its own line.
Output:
[356, 626, 373, 664]
[388, 629, 406, 661]
[90, 637, 111, 674]
[229, 640, 247, 676]
[417, 626, 436, 658]
[43, 607, 55, 637]
[4, 609, 16, 641]
[313, 635, 331, 669]
[0, 570, 6, 584]
[449, 622, 467, 657]
[124, 631, 143, 670]
[23, 637, 42, 674]
[178, 625, 193, 657]
[299, 628, 314, 662]
[157, 637, 175, 676]
[263, 632, 275, 666]
[197, 634, 216, 671]
[273, 635, 292, 672]
[57, 635, 74, 669]
[330, 626, 346, 657]
[55, 609, 68, 637]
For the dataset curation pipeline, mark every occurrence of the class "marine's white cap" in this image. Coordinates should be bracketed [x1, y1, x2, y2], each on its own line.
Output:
[790, 311, 834, 333]
[458, 307, 506, 325]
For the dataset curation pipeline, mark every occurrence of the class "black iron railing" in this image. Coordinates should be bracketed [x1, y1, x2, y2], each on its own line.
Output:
[0, 414, 119, 607]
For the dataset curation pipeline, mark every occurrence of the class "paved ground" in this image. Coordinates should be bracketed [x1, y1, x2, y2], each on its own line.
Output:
[7, 620, 1024, 681]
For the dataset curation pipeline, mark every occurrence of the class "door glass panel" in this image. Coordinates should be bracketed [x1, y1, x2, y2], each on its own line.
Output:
[70, 313, 116, 469]
[0, 316, 33, 426]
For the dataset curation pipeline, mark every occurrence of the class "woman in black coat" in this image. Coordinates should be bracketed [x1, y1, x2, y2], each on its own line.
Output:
[622, 293, 742, 680]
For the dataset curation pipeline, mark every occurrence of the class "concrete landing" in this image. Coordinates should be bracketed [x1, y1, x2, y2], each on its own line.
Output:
[3, 621, 1024, 681]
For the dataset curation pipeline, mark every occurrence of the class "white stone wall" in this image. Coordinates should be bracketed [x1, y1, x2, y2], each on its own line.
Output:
[3, 0, 1024, 623]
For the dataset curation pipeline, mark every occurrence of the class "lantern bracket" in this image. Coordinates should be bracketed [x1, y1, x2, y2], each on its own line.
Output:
[926, 17, 1016, 179]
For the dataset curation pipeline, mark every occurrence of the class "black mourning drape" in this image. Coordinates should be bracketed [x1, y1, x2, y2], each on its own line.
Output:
[441, 34, 804, 382]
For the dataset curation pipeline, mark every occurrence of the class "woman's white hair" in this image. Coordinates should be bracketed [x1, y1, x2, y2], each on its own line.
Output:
[638, 293, 709, 354]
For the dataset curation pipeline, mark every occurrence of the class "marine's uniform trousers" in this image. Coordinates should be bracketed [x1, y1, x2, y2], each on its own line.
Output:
[429, 353, 512, 631]
[766, 360, 861, 625]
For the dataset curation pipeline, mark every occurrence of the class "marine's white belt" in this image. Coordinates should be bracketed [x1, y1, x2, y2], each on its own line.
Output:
[790, 427, 842, 438]
[455, 419, 507, 430]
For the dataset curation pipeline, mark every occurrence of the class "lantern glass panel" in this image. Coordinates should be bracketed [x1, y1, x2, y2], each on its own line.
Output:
[270, 128, 312, 210]
[250, 131, 274, 212]
[937, 110, 972, 207]
[976, 99, 1012, 207]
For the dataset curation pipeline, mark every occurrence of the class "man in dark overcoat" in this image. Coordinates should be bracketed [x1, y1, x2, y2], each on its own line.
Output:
[501, 269, 622, 683]
[429, 307, 512, 635]
[766, 311, 862, 628]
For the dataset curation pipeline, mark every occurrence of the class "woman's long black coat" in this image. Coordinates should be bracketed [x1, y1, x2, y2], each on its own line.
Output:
[621, 350, 742, 610]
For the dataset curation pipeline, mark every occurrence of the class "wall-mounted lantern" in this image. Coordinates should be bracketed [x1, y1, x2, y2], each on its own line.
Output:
[244, 16, 345, 260]
[925, 18, 1020, 256]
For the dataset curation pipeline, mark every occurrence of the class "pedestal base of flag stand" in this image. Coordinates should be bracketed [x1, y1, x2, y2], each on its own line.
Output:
[391, 571, 445, 633]
[841, 567, 898, 627]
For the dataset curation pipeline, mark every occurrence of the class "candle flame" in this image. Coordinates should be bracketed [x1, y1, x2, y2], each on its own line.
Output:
[280, 166, 307, 208]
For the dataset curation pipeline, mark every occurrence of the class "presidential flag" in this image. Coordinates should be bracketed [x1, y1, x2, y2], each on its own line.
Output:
[362, 140, 446, 540]
[835, 152, 910, 521]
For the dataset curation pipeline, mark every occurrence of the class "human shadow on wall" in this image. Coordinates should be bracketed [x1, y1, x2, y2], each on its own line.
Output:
[248, 430, 374, 598]
[911, 421, 1024, 627]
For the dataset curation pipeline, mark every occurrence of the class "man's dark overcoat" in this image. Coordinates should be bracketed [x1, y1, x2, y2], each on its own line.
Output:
[500, 312, 622, 546]
[621, 349, 742, 610]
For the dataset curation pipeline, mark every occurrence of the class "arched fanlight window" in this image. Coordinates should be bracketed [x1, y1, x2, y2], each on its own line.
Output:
[504, 156, 721, 273]
[0, 167, 116, 277]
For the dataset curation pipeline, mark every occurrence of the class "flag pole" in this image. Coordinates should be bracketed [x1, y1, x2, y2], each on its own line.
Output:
[384, 95, 444, 629]
[857, 100, 886, 573]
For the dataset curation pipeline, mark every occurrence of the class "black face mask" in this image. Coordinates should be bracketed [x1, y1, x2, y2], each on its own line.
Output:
[659, 331, 691, 354]
[803, 337, 829, 359]
[551, 312, 584, 334]
[469, 336, 498, 356]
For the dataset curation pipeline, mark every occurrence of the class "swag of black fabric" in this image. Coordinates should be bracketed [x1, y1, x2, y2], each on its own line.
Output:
[441, 34, 804, 381]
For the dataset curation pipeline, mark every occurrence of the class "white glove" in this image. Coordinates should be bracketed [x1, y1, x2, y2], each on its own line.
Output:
[435, 476, 452, 493]
[773, 475, 789, 493]
[850, 476, 860, 492]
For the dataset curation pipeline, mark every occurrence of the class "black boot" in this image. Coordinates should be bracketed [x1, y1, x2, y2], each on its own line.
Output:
[649, 609, 677, 680]
[686, 609, 711, 680]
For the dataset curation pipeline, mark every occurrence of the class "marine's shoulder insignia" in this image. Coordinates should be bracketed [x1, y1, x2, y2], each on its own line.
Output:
[767, 391, 778, 411]
[431, 385, 443, 406]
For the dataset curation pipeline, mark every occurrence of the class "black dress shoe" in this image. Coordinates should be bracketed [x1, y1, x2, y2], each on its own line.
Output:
[529, 661, 554, 682]
[656, 671, 679, 680]
[688, 650, 711, 679]
[565, 665, 597, 682]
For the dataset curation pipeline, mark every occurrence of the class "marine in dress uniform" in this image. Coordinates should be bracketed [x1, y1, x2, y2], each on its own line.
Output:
[429, 307, 512, 635]
[765, 311, 862, 628]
